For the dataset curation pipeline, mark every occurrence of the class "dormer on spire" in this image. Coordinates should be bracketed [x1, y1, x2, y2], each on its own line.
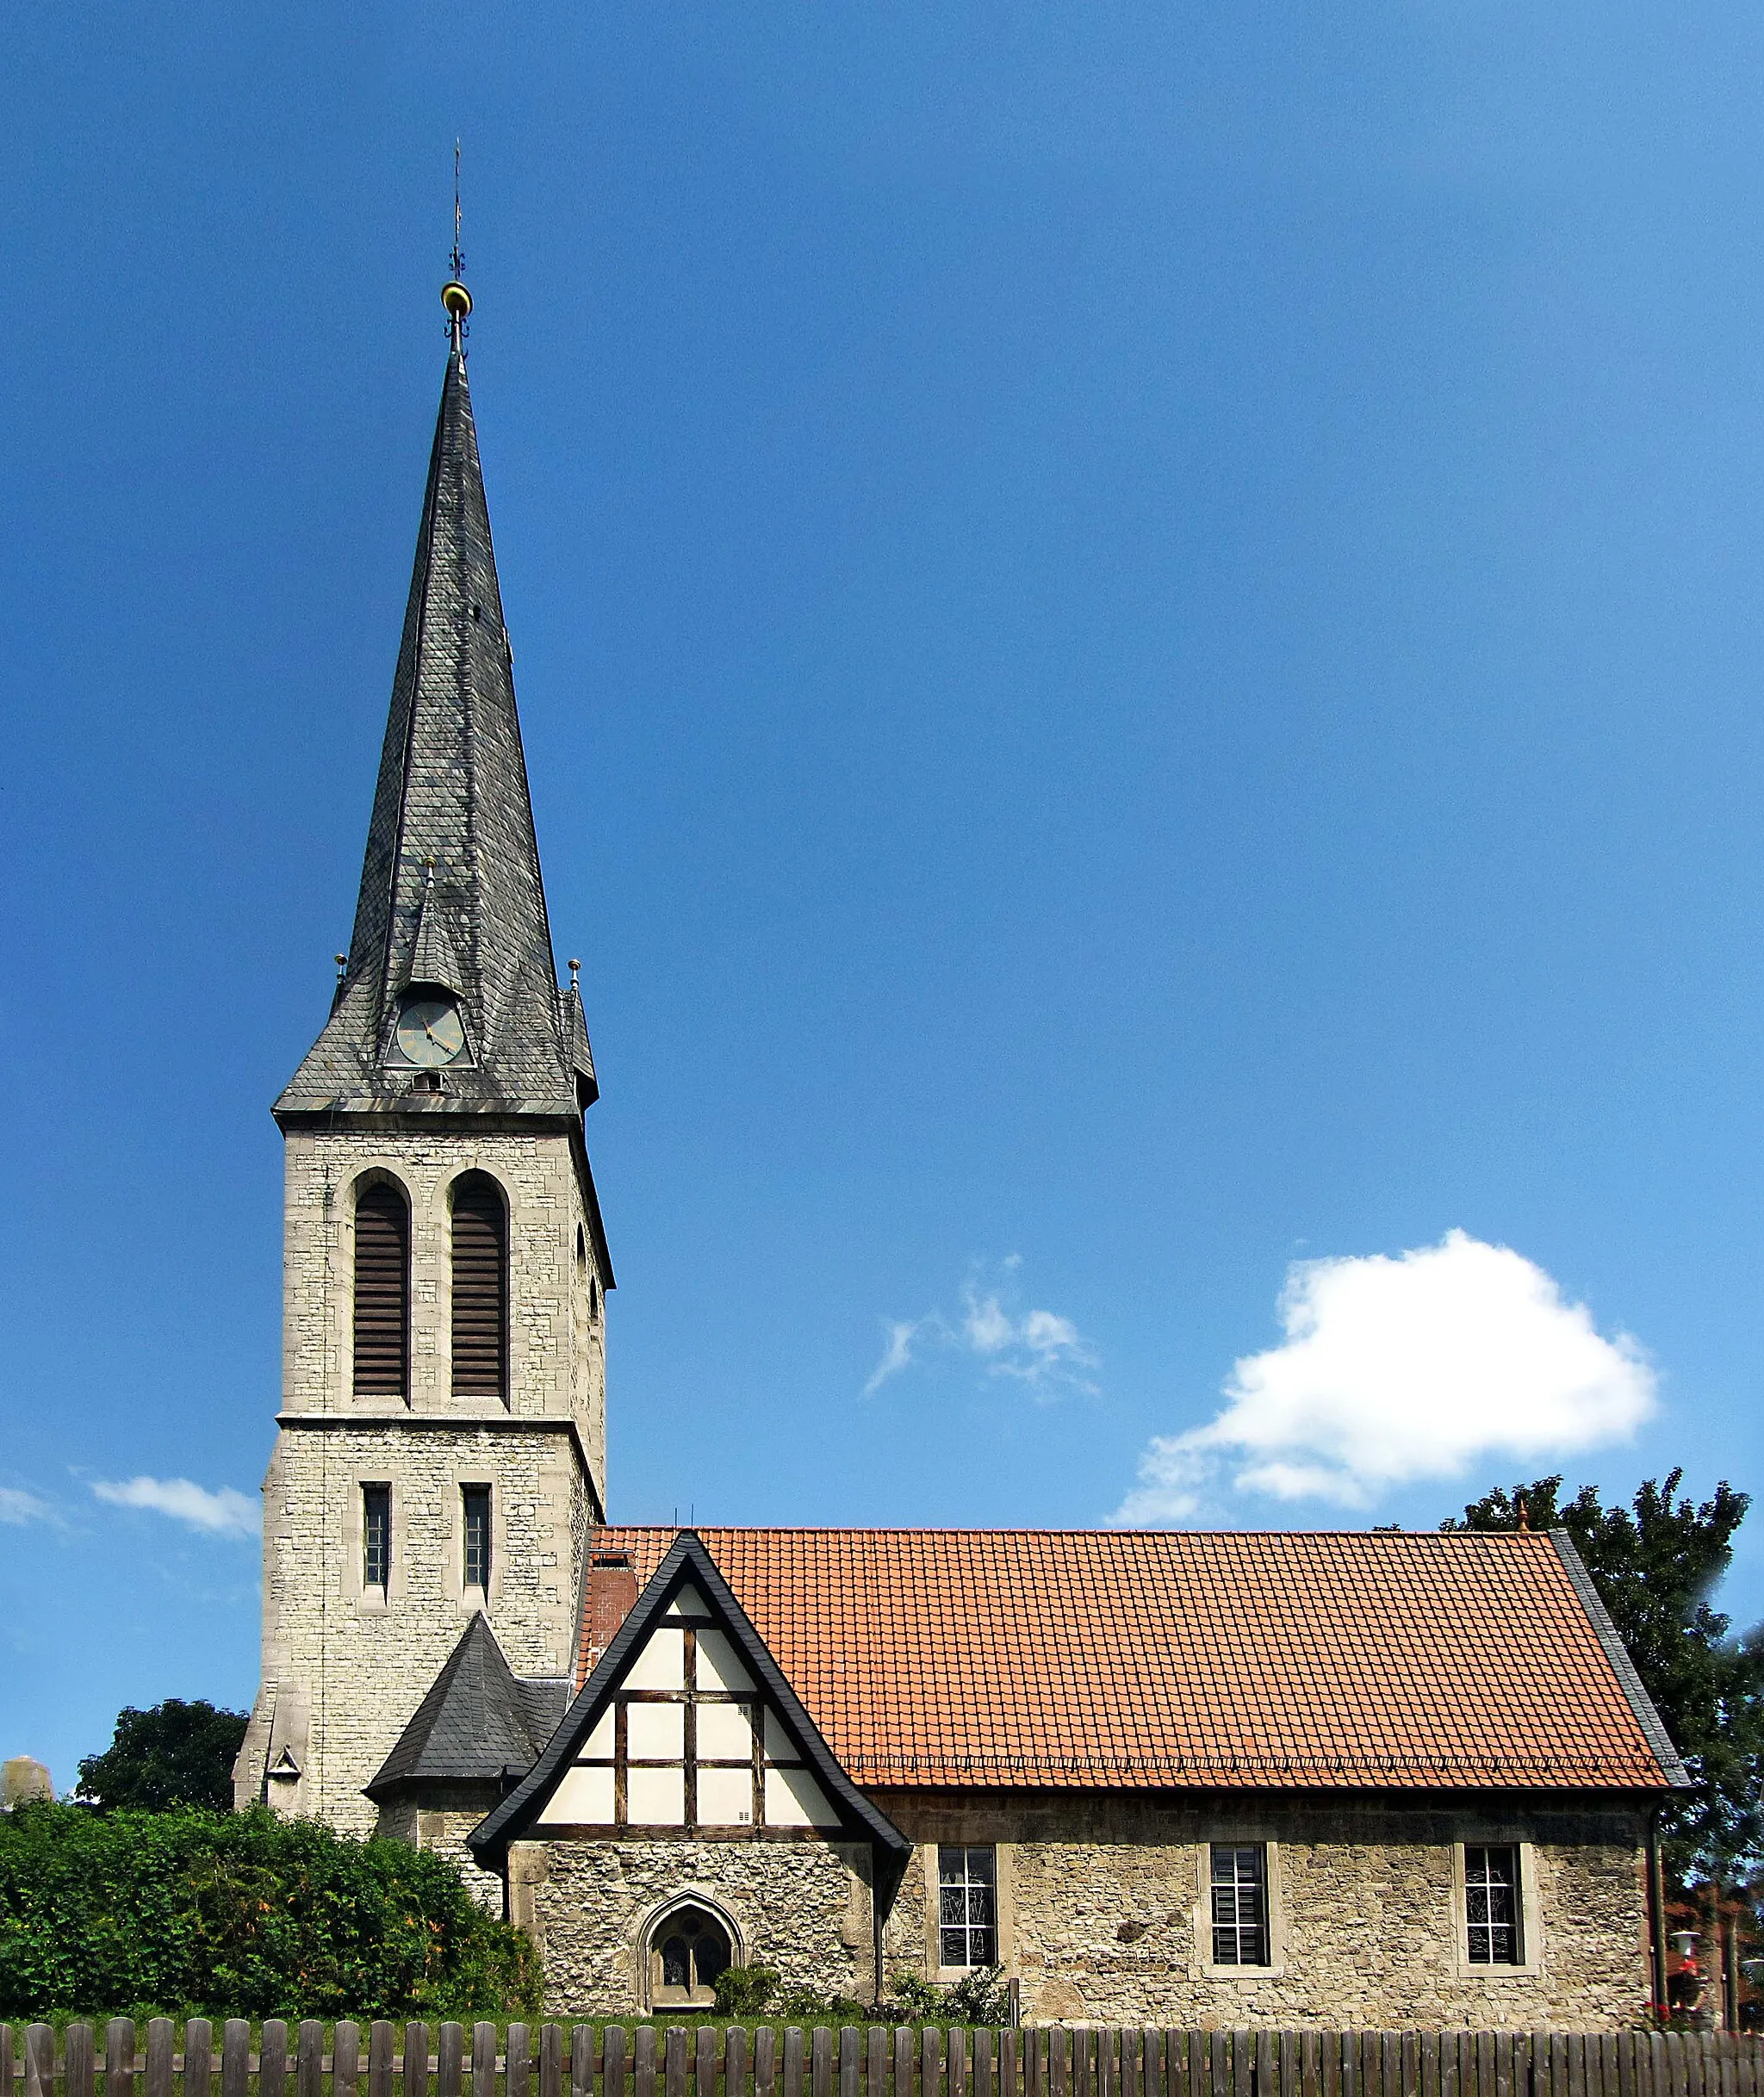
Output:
[406, 859, 465, 997]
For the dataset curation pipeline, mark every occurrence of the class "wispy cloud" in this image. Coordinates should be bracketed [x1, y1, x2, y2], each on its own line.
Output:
[90, 1476, 259, 1538]
[0, 1486, 53, 1527]
[864, 1257, 1098, 1401]
[1117, 1230, 1655, 1522]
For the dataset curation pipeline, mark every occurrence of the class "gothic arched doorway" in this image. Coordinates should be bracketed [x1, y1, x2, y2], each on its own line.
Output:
[648, 1901, 734, 2009]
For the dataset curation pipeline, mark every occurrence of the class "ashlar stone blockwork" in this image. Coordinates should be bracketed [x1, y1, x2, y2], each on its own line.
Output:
[279, 1127, 606, 1472]
[237, 1126, 606, 1832]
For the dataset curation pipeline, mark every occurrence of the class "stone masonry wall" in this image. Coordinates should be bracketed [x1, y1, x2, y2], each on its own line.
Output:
[240, 1124, 608, 1830]
[254, 1422, 581, 1832]
[279, 1126, 606, 1481]
[511, 1838, 876, 2015]
[375, 1786, 506, 1910]
[871, 1790, 1653, 2030]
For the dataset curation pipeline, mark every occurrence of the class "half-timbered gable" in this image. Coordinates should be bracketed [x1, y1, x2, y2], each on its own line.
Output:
[475, 1535, 907, 1857]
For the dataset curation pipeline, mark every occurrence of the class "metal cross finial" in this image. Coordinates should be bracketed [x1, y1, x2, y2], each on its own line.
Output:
[441, 140, 473, 354]
[451, 140, 463, 282]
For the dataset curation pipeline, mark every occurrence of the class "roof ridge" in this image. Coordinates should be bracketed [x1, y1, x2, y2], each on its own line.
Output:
[592, 1522, 1557, 1542]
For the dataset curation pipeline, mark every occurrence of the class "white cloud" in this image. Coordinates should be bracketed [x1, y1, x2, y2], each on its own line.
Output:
[1117, 1230, 1656, 1522]
[90, 1476, 259, 1538]
[863, 1321, 920, 1397]
[864, 1259, 1098, 1400]
[0, 1486, 53, 1527]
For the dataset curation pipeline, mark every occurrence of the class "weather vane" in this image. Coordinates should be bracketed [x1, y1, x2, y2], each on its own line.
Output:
[442, 139, 473, 355]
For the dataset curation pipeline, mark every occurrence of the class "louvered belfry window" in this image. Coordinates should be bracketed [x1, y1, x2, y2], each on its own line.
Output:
[352, 1184, 410, 1398]
[451, 1172, 508, 1398]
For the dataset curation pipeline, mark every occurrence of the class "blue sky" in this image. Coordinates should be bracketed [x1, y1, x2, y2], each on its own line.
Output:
[5, 0, 1764, 1790]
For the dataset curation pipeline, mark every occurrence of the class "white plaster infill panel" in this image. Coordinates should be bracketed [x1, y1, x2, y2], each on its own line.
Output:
[628, 1703, 686, 1760]
[699, 1766, 755, 1826]
[629, 1767, 686, 1825]
[548, 1764, 615, 1822]
[698, 1703, 755, 1759]
[624, 1627, 685, 1691]
[765, 1763, 838, 1829]
[698, 1627, 753, 1690]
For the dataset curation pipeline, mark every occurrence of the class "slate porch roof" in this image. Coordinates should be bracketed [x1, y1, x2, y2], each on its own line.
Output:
[575, 1526, 1686, 1794]
[366, 1613, 570, 1802]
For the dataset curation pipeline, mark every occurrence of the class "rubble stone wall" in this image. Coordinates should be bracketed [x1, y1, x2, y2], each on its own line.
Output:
[511, 1837, 876, 2014]
[872, 1790, 1653, 2030]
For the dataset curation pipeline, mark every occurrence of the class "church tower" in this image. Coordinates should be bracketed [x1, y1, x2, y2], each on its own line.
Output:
[235, 282, 612, 1835]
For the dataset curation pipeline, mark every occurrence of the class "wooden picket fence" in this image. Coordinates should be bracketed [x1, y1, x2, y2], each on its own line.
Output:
[5, 2023, 1764, 2097]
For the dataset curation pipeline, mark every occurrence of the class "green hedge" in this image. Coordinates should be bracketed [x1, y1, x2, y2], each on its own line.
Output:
[0, 1804, 541, 2020]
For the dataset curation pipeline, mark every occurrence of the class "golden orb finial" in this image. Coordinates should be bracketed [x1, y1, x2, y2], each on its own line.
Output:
[444, 142, 471, 352]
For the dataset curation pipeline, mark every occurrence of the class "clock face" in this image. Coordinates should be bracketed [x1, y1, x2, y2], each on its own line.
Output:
[395, 996, 466, 1067]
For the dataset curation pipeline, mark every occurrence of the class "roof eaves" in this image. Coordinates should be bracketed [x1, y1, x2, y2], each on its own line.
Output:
[1547, 1529, 1692, 1789]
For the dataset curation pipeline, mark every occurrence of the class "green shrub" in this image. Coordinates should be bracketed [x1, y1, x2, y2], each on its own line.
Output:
[941, 1966, 1010, 2026]
[885, 1972, 941, 2019]
[712, 1966, 780, 2017]
[775, 1985, 870, 2019]
[0, 1802, 540, 2019]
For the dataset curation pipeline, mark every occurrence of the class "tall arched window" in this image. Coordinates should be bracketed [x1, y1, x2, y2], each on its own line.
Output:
[451, 1172, 508, 1399]
[352, 1182, 409, 1399]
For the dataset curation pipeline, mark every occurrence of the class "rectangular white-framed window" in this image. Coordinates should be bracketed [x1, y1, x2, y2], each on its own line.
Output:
[362, 1483, 391, 1597]
[938, 1845, 997, 1970]
[1195, 1839, 1283, 1976]
[1464, 1843, 1522, 1965]
[462, 1483, 491, 1591]
[1209, 1843, 1270, 1966]
[1451, 1839, 1542, 1976]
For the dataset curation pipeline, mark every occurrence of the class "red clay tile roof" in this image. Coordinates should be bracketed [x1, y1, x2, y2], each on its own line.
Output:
[578, 1527, 1674, 1794]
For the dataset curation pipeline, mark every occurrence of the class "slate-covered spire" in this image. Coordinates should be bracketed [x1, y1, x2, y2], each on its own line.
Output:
[276, 341, 593, 1120]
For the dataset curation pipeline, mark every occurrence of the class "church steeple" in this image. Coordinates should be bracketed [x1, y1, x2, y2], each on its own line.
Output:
[276, 333, 595, 1120]
[240, 297, 612, 1834]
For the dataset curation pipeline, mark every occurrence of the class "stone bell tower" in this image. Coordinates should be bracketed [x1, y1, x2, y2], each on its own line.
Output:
[234, 276, 612, 1833]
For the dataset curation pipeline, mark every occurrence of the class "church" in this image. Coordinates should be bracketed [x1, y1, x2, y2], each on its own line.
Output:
[233, 277, 1686, 2029]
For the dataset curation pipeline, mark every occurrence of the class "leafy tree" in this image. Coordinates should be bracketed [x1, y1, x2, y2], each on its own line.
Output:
[77, 1701, 250, 1812]
[1443, 1471, 1764, 1881]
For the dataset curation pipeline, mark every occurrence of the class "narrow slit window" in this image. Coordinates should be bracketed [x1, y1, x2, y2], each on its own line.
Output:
[938, 1846, 997, 1969]
[463, 1484, 491, 1591]
[352, 1184, 409, 1398]
[362, 1485, 390, 1595]
[1210, 1844, 1270, 1965]
[451, 1173, 508, 1398]
[1465, 1845, 1522, 1965]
